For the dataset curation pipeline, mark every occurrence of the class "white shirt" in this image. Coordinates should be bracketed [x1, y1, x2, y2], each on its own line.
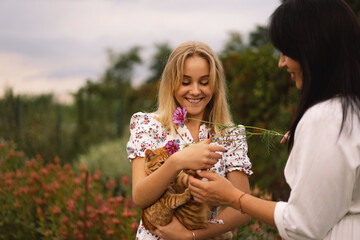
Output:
[274, 98, 360, 239]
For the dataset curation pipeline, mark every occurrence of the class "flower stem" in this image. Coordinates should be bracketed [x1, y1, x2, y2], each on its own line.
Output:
[186, 117, 284, 137]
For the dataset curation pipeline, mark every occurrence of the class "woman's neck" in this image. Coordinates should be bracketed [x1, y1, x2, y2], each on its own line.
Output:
[185, 119, 202, 142]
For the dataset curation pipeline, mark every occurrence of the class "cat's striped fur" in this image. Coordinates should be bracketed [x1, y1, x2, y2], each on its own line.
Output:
[141, 147, 233, 240]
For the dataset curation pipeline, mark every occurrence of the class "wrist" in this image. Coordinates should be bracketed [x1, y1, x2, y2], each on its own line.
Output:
[230, 190, 243, 210]
[167, 153, 182, 173]
[191, 230, 196, 240]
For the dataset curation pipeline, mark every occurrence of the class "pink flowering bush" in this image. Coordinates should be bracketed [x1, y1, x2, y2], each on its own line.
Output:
[0, 139, 139, 240]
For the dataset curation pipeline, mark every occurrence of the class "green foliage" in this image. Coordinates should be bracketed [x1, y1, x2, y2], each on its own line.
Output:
[71, 47, 142, 158]
[0, 89, 76, 164]
[146, 42, 173, 84]
[74, 136, 131, 180]
[105, 46, 142, 84]
[249, 25, 269, 48]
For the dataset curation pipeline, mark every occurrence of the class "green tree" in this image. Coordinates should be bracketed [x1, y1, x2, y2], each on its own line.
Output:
[249, 25, 269, 48]
[72, 47, 143, 157]
[0, 89, 74, 163]
[104, 46, 142, 84]
[220, 31, 245, 59]
[146, 42, 172, 84]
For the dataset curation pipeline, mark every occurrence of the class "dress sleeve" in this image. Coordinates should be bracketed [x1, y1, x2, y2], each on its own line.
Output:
[274, 103, 357, 239]
[215, 125, 253, 175]
[126, 112, 162, 160]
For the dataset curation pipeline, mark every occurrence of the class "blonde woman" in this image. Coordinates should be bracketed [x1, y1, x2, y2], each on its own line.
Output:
[127, 41, 252, 239]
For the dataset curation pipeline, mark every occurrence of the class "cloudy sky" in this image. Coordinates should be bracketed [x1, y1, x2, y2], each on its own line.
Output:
[0, 0, 280, 103]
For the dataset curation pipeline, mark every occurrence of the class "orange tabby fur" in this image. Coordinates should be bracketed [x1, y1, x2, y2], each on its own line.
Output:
[141, 147, 233, 240]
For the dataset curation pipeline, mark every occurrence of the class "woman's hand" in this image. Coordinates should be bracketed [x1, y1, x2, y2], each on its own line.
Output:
[153, 216, 192, 240]
[171, 138, 226, 171]
[189, 171, 241, 209]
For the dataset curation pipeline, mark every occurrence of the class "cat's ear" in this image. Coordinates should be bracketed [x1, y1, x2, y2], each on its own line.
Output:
[145, 149, 155, 162]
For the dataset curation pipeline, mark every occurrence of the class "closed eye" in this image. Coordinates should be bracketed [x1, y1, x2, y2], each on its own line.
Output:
[200, 81, 209, 86]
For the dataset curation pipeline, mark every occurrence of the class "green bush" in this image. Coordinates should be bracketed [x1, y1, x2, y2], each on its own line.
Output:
[74, 136, 131, 180]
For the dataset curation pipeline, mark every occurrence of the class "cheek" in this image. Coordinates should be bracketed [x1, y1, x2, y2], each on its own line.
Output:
[174, 87, 184, 98]
[204, 87, 214, 98]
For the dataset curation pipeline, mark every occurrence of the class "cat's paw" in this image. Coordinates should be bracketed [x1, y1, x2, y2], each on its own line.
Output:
[184, 188, 192, 200]
[184, 169, 196, 176]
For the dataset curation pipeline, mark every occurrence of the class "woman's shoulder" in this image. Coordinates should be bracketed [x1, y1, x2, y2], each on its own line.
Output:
[303, 98, 343, 122]
[130, 112, 161, 130]
[130, 112, 159, 124]
[131, 112, 158, 120]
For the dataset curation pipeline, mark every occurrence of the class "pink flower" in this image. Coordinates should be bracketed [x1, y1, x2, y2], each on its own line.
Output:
[61, 216, 70, 225]
[131, 220, 139, 232]
[165, 140, 180, 155]
[93, 170, 101, 181]
[107, 179, 116, 190]
[121, 175, 130, 186]
[122, 207, 136, 218]
[14, 200, 20, 209]
[67, 199, 76, 213]
[172, 106, 187, 126]
[50, 205, 61, 215]
[112, 218, 120, 225]
[40, 168, 49, 176]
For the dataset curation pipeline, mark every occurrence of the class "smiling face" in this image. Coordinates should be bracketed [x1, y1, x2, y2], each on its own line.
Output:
[174, 55, 213, 120]
[278, 53, 303, 89]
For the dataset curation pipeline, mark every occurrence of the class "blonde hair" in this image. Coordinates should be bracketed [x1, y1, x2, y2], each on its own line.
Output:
[156, 41, 232, 135]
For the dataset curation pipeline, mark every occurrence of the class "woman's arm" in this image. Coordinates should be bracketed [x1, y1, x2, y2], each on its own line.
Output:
[132, 155, 181, 209]
[132, 139, 226, 209]
[189, 171, 276, 227]
[191, 171, 252, 239]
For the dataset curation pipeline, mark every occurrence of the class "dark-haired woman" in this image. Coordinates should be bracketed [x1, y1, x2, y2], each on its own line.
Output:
[182, 0, 360, 239]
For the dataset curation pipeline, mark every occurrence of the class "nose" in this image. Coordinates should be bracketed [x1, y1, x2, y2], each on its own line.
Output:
[190, 83, 201, 95]
[278, 53, 286, 68]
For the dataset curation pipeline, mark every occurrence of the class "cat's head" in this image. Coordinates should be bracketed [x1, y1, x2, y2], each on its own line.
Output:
[144, 147, 170, 175]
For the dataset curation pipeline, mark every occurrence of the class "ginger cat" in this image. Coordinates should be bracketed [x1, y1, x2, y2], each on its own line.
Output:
[141, 146, 233, 240]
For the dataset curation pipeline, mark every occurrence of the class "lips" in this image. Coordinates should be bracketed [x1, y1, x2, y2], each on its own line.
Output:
[287, 70, 295, 80]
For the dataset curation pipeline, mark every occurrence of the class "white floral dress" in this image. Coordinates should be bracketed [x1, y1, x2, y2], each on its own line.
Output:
[126, 112, 252, 240]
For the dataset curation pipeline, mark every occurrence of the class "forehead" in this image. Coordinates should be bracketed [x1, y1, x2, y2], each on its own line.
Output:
[183, 56, 210, 73]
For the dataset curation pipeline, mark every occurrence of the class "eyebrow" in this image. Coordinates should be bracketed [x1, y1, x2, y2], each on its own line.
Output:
[183, 75, 210, 79]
